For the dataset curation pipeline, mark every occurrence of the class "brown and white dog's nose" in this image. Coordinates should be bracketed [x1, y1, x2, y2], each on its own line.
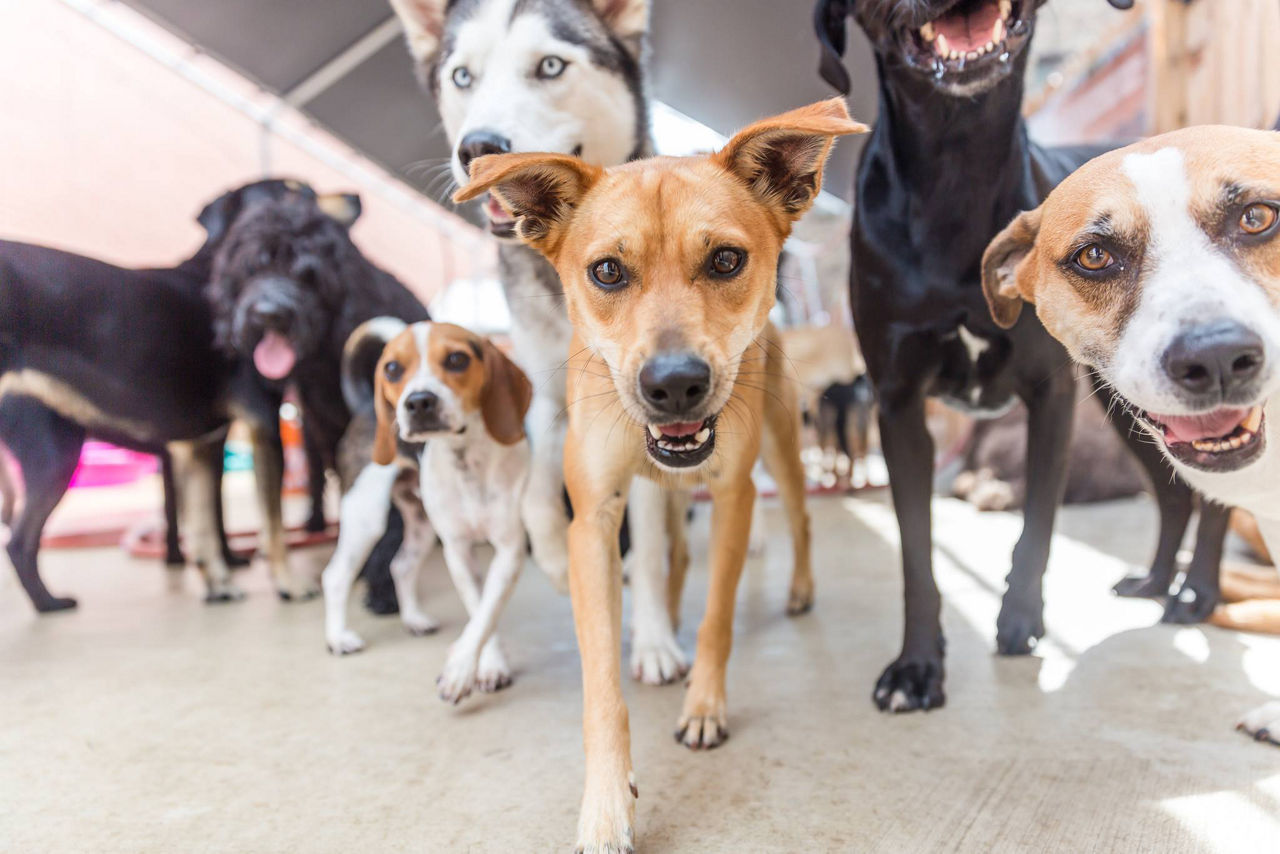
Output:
[1162, 322, 1265, 399]
[458, 131, 512, 176]
[638, 353, 711, 415]
[403, 390, 439, 419]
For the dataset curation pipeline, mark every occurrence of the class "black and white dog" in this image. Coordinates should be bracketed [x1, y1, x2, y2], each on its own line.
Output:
[814, 0, 1229, 712]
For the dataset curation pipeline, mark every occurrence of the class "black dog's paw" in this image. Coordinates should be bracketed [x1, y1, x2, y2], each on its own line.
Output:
[224, 550, 251, 569]
[164, 547, 186, 567]
[996, 595, 1044, 655]
[362, 589, 400, 616]
[873, 657, 945, 713]
[1113, 572, 1170, 599]
[35, 595, 78, 613]
[1161, 584, 1219, 624]
[305, 512, 328, 534]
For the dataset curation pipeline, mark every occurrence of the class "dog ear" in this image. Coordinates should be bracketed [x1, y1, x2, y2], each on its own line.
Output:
[197, 188, 241, 245]
[317, 193, 363, 227]
[590, 0, 649, 57]
[454, 153, 602, 255]
[813, 0, 854, 95]
[372, 359, 400, 466]
[714, 98, 868, 224]
[981, 207, 1043, 329]
[480, 339, 533, 446]
[389, 0, 447, 64]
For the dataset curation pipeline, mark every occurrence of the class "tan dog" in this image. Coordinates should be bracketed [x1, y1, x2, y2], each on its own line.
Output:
[458, 98, 865, 851]
[981, 124, 1280, 745]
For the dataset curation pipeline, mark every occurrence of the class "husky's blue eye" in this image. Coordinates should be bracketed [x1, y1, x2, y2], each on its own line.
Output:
[537, 55, 567, 79]
[452, 66, 473, 89]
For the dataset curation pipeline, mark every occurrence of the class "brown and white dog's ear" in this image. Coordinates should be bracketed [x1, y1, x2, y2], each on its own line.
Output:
[388, 0, 447, 64]
[454, 153, 602, 255]
[589, 0, 649, 58]
[714, 97, 868, 223]
[480, 340, 533, 446]
[372, 360, 400, 466]
[982, 207, 1043, 329]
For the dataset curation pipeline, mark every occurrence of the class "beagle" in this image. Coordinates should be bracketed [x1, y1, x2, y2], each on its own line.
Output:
[457, 98, 866, 851]
[321, 320, 533, 704]
[981, 124, 1280, 746]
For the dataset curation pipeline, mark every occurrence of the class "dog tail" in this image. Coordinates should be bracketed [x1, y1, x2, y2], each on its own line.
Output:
[342, 317, 408, 413]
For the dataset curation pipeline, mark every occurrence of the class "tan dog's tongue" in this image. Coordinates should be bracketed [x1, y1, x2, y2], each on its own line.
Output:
[253, 331, 297, 380]
[1159, 408, 1247, 444]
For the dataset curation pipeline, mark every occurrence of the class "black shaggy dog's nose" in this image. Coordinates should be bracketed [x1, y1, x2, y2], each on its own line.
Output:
[1163, 321, 1265, 399]
[639, 354, 712, 416]
[458, 131, 512, 175]
[253, 302, 290, 328]
[403, 391, 439, 417]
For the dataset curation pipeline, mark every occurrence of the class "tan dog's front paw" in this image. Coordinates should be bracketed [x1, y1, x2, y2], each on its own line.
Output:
[786, 576, 814, 616]
[676, 689, 729, 750]
[575, 772, 637, 854]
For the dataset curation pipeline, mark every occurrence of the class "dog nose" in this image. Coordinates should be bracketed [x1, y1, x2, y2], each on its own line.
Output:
[638, 354, 712, 415]
[403, 391, 439, 417]
[253, 302, 289, 327]
[458, 131, 512, 175]
[1162, 322, 1265, 398]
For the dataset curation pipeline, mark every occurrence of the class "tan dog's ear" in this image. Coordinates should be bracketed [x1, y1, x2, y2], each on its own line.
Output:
[372, 360, 399, 465]
[454, 153, 601, 255]
[388, 0, 447, 64]
[480, 339, 533, 446]
[982, 207, 1043, 329]
[714, 98, 868, 222]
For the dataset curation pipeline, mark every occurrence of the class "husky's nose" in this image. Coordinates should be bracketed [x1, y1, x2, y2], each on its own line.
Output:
[1163, 321, 1265, 399]
[458, 131, 512, 175]
[639, 354, 712, 416]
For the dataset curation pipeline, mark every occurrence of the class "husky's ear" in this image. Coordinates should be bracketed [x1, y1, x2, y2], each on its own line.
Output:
[714, 98, 868, 225]
[388, 0, 447, 64]
[590, 0, 649, 57]
[982, 207, 1043, 329]
[454, 153, 602, 256]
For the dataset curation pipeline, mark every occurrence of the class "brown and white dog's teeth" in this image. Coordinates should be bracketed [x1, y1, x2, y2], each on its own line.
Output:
[1185, 406, 1264, 453]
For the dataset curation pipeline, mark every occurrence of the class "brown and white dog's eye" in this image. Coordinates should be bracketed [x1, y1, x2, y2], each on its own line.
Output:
[589, 258, 627, 290]
[708, 248, 745, 278]
[444, 351, 471, 373]
[383, 360, 404, 382]
[1241, 203, 1278, 235]
[1072, 244, 1115, 273]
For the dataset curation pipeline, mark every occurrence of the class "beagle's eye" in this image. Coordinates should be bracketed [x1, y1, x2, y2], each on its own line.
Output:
[1241, 203, 1278, 236]
[709, 248, 745, 278]
[383, 360, 403, 382]
[1072, 244, 1115, 273]
[589, 258, 627, 290]
[536, 55, 566, 79]
[444, 351, 471, 373]
[451, 66, 473, 89]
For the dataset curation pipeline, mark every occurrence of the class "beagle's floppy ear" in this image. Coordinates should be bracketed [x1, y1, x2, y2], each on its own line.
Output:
[454, 153, 602, 255]
[982, 207, 1043, 329]
[388, 0, 447, 64]
[714, 98, 868, 224]
[372, 359, 400, 466]
[479, 339, 533, 446]
[317, 192, 362, 227]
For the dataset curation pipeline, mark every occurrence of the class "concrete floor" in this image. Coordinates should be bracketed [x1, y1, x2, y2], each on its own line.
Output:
[2, 491, 1280, 853]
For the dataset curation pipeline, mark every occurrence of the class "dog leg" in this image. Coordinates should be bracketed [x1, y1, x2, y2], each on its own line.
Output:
[169, 440, 243, 603]
[676, 471, 755, 750]
[627, 477, 688, 686]
[437, 532, 524, 703]
[302, 421, 328, 533]
[248, 423, 317, 601]
[160, 450, 185, 567]
[998, 368, 1075, 654]
[665, 489, 691, 631]
[1164, 500, 1229, 624]
[760, 361, 814, 616]
[321, 464, 398, 654]
[1237, 701, 1280, 747]
[522, 393, 571, 592]
[210, 434, 249, 569]
[390, 485, 439, 638]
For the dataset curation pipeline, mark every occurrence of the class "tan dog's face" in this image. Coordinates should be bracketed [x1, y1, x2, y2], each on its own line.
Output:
[456, 99, 866, 471]
[983, 126, 1280, 477]
[373, 321, 533, 464]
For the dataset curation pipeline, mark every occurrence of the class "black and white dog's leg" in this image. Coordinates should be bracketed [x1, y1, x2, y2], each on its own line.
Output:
[389, 483, 438, 637]
[302, 420, 329, 534]
[322, 463, 398, 654]
[248, 421, 317, 601]
[1164, 499, 1229, 624]
[998, 368, 1075, 654]
[168, 439, 243, 603]
[0, 397, 84, 612]
[627, 477, 689, 686]
[521, 392, 570, 592]
[437, 534, 524, 703]
[873, 388, 945, 712]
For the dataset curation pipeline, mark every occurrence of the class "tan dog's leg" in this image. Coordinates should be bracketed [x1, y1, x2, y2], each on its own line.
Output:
[665, 489, 691, 630]
[761, 342, 814, 616]
[1209, 600, 1280, 634]
[1220, 564, 1280, 603]
[168, 440, 242, 602]
[248, 424, 317, 601]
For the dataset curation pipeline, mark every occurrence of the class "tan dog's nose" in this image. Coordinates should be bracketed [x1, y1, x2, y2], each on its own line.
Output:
[638, 353, 711, 416]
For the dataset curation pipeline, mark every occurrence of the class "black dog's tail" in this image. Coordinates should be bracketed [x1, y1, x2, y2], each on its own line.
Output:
[341, 317, 408, 413]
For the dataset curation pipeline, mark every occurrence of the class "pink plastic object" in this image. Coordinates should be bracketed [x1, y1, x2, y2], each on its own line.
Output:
[69, 442, 158, 488]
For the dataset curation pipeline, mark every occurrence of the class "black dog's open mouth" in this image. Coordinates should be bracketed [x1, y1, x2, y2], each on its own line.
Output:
[899, 0, 1030, 83]
[645, 416, 717, 469]
[1135, 405, 1266, 472]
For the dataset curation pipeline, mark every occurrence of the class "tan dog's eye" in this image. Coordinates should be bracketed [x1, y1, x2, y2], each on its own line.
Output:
[1073, 244, 1114, 273]
[1241, 203, 1278, 235]
[383, 360, 403, 382]
[709, 248, 745, 278]
[444, 351, 471, 373]
[589, 258, 627, 290]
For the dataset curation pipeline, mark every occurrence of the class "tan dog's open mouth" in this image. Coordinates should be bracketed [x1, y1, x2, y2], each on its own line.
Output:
[1137, 405, 1266, 472]
[645, 415, 717, 469]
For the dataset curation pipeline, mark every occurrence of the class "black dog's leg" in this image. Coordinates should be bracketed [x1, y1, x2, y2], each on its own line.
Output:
[210, 435, 250, 568]
[998, 368, 1075, 654]
[360, 507, 403, 615]
[302, 422, 328, 533]
[873, 390, 945, 712]
[160, 450, 185, 566]
[1164, 499, 1229, 624]
[1, 398, 84, 612]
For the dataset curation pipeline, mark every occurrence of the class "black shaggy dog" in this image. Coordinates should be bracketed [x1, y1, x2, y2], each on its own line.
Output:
[206, 191, 429, 613]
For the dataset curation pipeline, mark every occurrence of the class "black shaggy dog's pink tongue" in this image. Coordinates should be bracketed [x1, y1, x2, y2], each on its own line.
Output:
[1157, 408, 1248, 444]
[253, 331, 297, 380]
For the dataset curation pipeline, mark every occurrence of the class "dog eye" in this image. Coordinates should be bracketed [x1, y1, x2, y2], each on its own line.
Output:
[383, 360, 403, 382]
[589, 258, 627, 290]
[451, 66, 473, 89]
[1241, 203, 1278, 236]
[536, 56, 567, 79]
[444, 351, 471, 372]
[709, 248, 745, 278]
[1072, 244, 1115, 273]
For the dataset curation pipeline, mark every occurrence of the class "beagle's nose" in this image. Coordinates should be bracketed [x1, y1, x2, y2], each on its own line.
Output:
[1163, 322, 1265, 399]
[458, 131, 512, 175]
[403, 391, 439, 417]
[638, 353, 711, 415]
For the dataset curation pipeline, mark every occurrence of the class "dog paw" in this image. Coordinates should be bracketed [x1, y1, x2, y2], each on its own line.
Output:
[786, 577, 814, 616]
[401, 612, 440, 637]
[629, 632, 689, 686]
[675, 689, 728, 750]
[1161, 583, 1219, 624]
[575, 772, 637, 854]
[276, 579, 320, 602]
[34, 594, 78, 613]
[204, 584, 246, 604]
[476, 644, 513, 693]
[1238, 701, 1280, 746]
[437, 646, 480, 704]
[995, 593, 1044, 655]
[327, 629, 365, 656]
[1113, 571, 1171, 599]
[873, 656, 945, 713]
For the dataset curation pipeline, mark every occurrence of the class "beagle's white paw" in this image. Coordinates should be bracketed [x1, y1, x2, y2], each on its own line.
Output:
[1238, 701, 1280, 746]
[575, 771, 637, 854]
[327, 629, 365, 656]
[400, 610, 440, 637]
[437, 644, 480, 705]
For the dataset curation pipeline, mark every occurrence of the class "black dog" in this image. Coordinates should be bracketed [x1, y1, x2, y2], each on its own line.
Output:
[815, 0, 1228, 711]
[205, 189, 428, 612]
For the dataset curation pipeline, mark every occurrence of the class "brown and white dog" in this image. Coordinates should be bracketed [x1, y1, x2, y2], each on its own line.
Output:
[982, 124, 1280, 746]
[458, 98, 865, 851]
[321, 319, 532, 703]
